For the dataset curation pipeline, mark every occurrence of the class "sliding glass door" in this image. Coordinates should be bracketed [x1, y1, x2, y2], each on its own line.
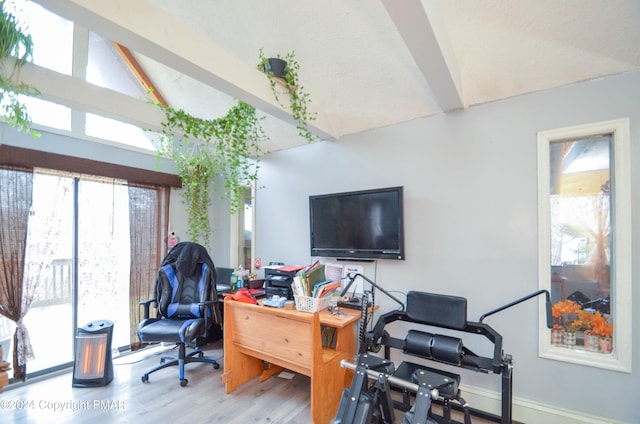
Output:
[77, 179, 131, 351]
[20, 173, 132, 375]
[21, 173, 74, 374]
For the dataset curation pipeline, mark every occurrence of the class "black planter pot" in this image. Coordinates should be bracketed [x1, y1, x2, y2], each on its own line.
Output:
[265, 58, 287, 79]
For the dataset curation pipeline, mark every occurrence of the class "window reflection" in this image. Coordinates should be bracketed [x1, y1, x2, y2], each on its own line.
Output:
[549, 136, 613, 354]
[239, 187, 253, 272]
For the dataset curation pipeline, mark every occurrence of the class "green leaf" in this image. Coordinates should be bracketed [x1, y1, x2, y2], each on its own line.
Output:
[0, 3, 38, 137]
[150, 98, 267, 247]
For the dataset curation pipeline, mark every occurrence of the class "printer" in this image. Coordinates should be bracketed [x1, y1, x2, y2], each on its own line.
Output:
[264, 267, 297, 300]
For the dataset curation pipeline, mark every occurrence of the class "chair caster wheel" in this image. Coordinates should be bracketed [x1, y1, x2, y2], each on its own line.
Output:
[213, 363, 220, 369]
[180, 378, 188, 387]
[141, 375, 149, 383]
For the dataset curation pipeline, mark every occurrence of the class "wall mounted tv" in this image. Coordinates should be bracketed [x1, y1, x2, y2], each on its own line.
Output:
[309, 186, 405, 260]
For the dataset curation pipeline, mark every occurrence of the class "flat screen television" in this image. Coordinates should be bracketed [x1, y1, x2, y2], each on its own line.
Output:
[309, 186, 405, 260]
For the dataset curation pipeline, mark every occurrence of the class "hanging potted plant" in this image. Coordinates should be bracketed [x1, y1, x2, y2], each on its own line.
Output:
[0, 1, 39, 137]
[155, 100, 267, 247]
[258, 48, 318, 142]
[261, 56, 287, 79]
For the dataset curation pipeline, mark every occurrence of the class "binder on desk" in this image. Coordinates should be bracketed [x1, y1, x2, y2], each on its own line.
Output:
[312, 280, 331, 297]
[292, 276, 305, 297]
[278, 265, 307, 273]
[306, 264, 326, 295]
[313, 280, 341, 298]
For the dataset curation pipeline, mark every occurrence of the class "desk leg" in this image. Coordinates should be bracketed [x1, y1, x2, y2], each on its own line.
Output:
[221, 348, 264, 393]
[311, 360, 347, 424]
[334, 322, 356, 359]
[259, 364, 284, 382]
[311, 323, 357, 424]
[222, 302, 265, 393]
[334, 321, 357, 388]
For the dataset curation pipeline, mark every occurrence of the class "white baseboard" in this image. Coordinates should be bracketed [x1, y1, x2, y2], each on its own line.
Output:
[459, 383, 623, 424]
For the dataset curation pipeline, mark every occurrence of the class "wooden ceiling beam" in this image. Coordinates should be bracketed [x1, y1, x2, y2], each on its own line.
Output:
[112, 42, 168, 108]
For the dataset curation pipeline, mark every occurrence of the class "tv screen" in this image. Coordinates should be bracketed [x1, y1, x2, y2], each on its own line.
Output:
[309, 186, 405, 260]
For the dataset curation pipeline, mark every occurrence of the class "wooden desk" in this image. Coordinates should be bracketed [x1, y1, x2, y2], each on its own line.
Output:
[0, 369, 8, 393]
[222, 300, 361, 424]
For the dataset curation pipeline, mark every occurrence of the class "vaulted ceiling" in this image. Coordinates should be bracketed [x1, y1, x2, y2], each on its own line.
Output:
[31, 0, 640, 153]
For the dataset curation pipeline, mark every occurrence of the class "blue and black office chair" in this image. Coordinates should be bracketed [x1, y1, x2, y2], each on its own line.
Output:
[138, 242, 221, 387]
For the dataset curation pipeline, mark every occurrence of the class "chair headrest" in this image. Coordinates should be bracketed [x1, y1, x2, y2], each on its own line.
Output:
[163, 242, 214, 277]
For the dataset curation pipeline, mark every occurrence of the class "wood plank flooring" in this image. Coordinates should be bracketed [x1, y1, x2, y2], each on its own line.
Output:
[3, 340, 313, 424]
[2, 340, 500, 423]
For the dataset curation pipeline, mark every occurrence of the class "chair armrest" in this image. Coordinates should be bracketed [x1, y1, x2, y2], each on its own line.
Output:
[139, 298, 157, 320]
[198, 300, 221, 325]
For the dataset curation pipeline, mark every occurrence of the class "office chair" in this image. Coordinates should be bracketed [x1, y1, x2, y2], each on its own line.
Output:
[138, 242, 221, 387]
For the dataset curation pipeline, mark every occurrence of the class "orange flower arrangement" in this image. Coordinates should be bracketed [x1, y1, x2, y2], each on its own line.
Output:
[552, 300, 581, 318]
[548, 298, 614, 354]
[570, 309, 596, 332]
[552, 300, 581, 333]
[592, 314, 613, 338]
[551, 300, 613, 340]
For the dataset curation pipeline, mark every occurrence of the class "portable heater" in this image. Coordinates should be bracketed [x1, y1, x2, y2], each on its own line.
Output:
[72, 319, 114, 387]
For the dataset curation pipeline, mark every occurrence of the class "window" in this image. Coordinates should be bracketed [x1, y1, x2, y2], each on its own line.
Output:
[86, 113, 156, 151]
[230, 185, 255, 272]
[5, 0, 156, 152]
[537, 118, 631, 372]
[8, 0, 73, 75]
[0, 164, 168, 379]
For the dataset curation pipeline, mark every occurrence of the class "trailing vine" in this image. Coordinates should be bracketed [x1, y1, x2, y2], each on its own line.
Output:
[0, 1, 40, 137]
[258, 49, 318, 142]
[155, 100, 266, 247]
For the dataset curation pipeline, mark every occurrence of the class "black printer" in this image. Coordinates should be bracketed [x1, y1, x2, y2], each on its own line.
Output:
[264, 267, 297, 300]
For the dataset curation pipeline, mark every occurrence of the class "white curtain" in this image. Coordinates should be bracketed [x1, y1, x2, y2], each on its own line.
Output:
[18, 174, 71, 367]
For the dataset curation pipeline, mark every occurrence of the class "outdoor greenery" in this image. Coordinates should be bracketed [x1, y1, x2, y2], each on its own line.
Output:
[155, 100, 267, 247]
[0, 1, 39, 137]
[258, 49, 318, 142]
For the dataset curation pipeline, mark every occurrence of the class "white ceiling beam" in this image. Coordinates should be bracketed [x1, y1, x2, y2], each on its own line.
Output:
[382, 0, 464, 111]
[10, 59, 166, 132]
[32, 0, 335, 139]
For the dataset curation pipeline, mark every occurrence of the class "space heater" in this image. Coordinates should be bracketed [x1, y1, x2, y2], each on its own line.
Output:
[72, 319, 114, 387]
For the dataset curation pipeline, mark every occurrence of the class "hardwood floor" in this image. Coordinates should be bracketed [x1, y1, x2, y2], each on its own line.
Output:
[2, 340, 501, 423]
[3, 340, 313, 424]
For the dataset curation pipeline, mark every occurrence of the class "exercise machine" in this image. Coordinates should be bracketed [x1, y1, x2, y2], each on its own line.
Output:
[334, 273, 552, 424]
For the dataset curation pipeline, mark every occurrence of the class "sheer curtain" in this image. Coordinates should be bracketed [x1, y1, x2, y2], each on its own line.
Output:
[0, 167, 32, 381]
[20, 173, 71, 372]
[128, 184, 169, 349]
[76, 178, 131, 350]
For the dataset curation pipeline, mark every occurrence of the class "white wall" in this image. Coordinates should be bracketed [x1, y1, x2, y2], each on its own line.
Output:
[255, 71, 640, 423]
[169, 174, 233, 268]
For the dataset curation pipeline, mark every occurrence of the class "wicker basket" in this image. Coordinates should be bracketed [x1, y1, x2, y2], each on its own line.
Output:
[294, 295, 332, 313]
